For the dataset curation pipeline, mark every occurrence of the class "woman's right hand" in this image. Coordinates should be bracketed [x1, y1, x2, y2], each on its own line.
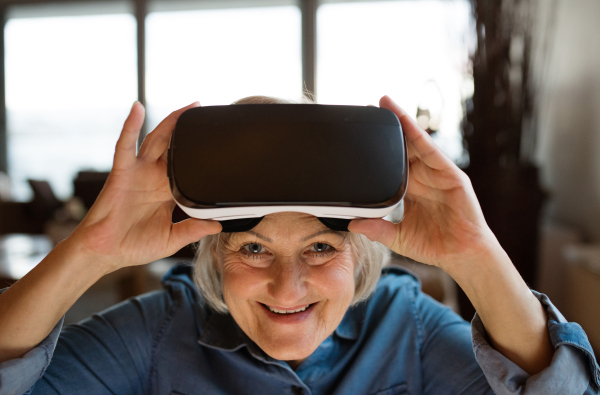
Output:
[0, 101, 222, 365]
[65, 101, 222, 274]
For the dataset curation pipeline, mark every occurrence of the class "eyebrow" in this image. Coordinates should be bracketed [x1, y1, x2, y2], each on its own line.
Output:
[244, 231, 274, 243]
[243, 229, 344, 243]
[300, 230, 344, 242]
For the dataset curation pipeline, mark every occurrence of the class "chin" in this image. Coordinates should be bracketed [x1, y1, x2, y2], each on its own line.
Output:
[256, 334, 320, 362]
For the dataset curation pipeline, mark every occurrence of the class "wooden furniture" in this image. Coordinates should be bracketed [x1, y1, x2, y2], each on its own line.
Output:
[0, 201, 46, 235]
[563, 244, 600, 354]
[0, 233, 148, 301]
[566, 265, 600, 352]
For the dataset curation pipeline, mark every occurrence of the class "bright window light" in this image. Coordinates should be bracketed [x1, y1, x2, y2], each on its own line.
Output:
[317, 0, 473, 162]
[146, 5, 302, 130]
[5, 12, 137, 200]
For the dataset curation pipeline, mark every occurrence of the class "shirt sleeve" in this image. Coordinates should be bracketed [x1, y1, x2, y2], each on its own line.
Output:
[0, 286, 175, 395]
[471, 290, 600, 395]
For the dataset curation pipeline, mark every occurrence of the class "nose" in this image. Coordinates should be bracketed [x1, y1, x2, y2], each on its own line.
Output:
[267, 260, 308, 307]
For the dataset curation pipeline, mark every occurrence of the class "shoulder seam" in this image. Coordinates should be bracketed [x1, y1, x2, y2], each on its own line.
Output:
[145, 286, 181, 392]
[406, 281, 425, 393]
[407, 281, 424, 349]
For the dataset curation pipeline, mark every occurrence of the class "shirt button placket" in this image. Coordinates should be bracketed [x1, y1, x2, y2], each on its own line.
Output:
[291, 385, 305, 395]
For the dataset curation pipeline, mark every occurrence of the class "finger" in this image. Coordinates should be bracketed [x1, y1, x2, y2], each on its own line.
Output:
[409, 157, 464, 190]
[168, 218, 222, 255]
[348, 218, 400, 252]
[138, 101, 201, 162]
[114, 102, 146, 169]
[406, 139, 419, 162]
[159, 145, 169, 165]
[379, 95, 454, 171]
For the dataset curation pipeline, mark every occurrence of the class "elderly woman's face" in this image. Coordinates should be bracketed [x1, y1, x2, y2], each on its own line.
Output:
[219, 212, 356, 368]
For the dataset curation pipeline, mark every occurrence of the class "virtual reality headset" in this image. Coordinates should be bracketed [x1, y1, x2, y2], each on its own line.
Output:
[168, 104, 408, 232]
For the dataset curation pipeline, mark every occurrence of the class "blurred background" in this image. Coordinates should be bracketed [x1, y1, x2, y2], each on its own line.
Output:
[0, 0, 598, 360]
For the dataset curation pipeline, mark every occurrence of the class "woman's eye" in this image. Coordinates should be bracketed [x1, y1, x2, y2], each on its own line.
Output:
[310, 242, 333, 254]
[242, 242, 263, 255]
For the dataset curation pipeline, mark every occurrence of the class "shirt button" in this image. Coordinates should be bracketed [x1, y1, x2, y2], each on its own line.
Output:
[291, 386, 305, 395]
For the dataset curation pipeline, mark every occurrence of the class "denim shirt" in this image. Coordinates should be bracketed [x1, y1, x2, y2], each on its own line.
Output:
[1, 263, 598, 395]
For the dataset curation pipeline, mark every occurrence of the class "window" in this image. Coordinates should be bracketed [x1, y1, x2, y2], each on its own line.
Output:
[5, 2, 137, 200]
[317, 0, 473, 162]
[145, 1, 302, 130]
[3, 0, 473, 200]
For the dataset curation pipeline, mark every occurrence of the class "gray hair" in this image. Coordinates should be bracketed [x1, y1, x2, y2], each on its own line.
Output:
[192, 95, 389, 314]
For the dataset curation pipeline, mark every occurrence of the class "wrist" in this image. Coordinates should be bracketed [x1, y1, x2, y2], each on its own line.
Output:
[55, 235, 118, 280]
[442, 235, 541, 326]
[439, 228, 511, 280]
[445, 241, 531, 310]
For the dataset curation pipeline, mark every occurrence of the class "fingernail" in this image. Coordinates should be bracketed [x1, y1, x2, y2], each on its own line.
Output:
[131, 101, 139, 110]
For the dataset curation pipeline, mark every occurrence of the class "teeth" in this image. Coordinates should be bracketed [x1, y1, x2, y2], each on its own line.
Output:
[267, 304, 311, 314]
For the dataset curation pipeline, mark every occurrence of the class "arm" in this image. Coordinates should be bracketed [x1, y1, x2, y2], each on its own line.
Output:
[417, 284, 596, 395]
[349, 96, 597, 381]
[0, 241, 111, 366]
[472, 290, 597, 394]
[0, 101, 221, 393]
[447, 243, 553, 374]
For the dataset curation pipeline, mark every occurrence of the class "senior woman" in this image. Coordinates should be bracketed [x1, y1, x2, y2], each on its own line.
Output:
[0, 96, 598, 395]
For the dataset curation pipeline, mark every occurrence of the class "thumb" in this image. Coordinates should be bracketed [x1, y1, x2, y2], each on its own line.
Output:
[348, 218, 399, 251]
[169, 219, 222, 254]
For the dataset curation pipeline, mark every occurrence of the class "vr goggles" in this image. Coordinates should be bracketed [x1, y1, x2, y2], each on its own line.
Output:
[168, 104, 408, 232]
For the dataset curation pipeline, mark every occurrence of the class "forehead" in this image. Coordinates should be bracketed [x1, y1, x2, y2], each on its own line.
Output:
[258, 212, 324, 230]
[228, 212, 343, 243]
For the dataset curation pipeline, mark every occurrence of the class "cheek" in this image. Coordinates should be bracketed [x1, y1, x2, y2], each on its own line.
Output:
[220, 257, 267, 305]
[310, 254, 356, 302]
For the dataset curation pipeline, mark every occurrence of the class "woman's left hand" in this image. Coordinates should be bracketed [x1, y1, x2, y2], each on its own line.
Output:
[349, 95, 500, 272]
[349, 96, 555, 376]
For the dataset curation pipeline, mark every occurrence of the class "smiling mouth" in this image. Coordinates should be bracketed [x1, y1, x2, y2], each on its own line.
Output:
[261, 303, 315, 314]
